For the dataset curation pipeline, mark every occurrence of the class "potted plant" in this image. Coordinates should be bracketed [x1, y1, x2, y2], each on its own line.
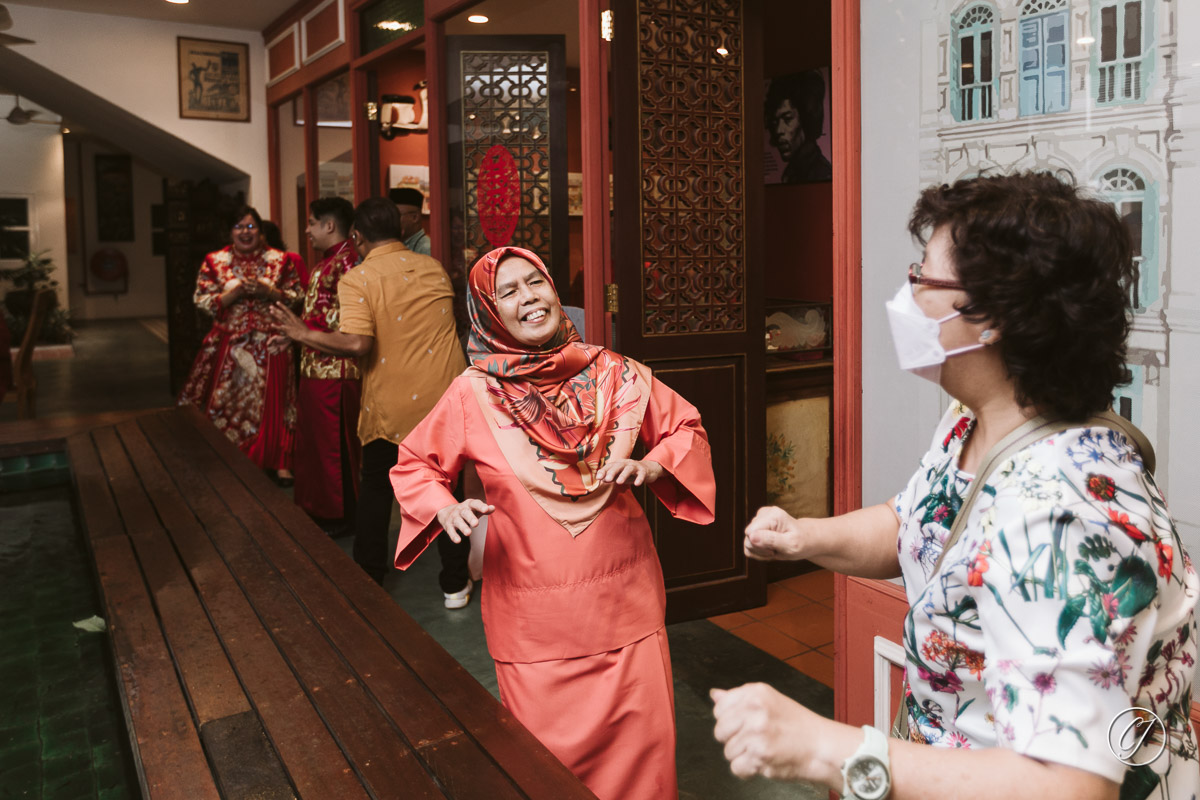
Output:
[1, 249, 73, 344]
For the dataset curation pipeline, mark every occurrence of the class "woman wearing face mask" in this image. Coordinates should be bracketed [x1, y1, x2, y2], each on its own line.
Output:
[390, 246, 716, 800]
[179, 205, 303, 484]
[712, 172, 1198, 800]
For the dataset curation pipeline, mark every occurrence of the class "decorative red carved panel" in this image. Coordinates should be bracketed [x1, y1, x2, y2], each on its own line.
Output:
[461, 50, 555, 269]
[477, 145, 520, 248]
[637, 0, 746, 335]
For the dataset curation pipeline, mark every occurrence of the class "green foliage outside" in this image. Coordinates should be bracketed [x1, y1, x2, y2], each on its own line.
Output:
[1, 250, 74, 345]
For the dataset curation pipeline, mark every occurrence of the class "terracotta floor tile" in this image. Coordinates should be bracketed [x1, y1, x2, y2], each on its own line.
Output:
[780, 569, 835, 602]
[708, 611, 754, 631]
[729, 621, 807, 661]
[786, 650, 834, 688]
[763, 603, 834, 648]
[744, 582, 808, 620]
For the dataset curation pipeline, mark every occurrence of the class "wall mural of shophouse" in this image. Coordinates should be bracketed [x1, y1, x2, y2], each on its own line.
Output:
[913, 0, 1200, 552]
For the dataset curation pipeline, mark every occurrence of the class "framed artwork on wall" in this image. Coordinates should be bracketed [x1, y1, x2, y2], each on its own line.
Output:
[387, 165, 431, 213]
[94, 154, 134, 242]
[178, 37, 250, 122]
[765, 373, 832, 520]
[293, 72, 352, 127]
[764, 67, 832, 184]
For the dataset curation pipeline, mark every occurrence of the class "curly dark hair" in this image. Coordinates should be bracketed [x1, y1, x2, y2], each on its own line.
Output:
[908, 171, 1134, 421]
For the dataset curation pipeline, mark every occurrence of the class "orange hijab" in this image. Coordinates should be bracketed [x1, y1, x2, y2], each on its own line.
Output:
[466, 247, 652, 535]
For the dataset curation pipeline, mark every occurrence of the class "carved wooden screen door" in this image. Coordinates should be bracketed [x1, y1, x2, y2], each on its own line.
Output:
[446, 36, 570, 296]
[610, 0, 766, 621]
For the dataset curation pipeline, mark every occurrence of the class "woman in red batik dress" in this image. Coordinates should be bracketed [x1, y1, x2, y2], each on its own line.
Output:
[390, 246, 716, 800]
[180, 206, 303, 481]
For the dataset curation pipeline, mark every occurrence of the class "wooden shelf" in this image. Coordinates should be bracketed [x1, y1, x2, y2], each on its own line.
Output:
[765, 356, 833, 374]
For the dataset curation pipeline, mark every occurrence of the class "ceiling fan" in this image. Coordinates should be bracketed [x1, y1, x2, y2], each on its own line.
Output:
[5, 95, 64, 129]
[0, 4, 35, 46]
[6, 95, 39, 124]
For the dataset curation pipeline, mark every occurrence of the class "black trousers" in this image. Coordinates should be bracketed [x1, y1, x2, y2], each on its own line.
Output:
[354, 438, 470, 592]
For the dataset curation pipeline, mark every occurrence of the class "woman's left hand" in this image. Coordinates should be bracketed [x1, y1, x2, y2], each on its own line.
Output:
[711, 683, 837, 784]
[596, 458, 663, 486]
[265, 334, 292, 356]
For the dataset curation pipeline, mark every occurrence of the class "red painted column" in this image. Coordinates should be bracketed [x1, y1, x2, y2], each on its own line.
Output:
[426, 21, 450, 268]
[831, 0, 864, 724]
[579, 0, 612, 346]
[268, 102, 281, 225]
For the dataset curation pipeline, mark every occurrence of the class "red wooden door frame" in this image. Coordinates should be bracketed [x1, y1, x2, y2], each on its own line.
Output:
[578, 0, 612, 347]
[831, 0, 864, 726]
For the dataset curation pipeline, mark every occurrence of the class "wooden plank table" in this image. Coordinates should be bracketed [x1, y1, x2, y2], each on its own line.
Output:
[60, 405, 595, 800]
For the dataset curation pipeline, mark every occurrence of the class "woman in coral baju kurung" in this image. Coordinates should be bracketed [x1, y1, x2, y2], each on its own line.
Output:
[180, 208, 303, 475]
[390, 246, 716, 800]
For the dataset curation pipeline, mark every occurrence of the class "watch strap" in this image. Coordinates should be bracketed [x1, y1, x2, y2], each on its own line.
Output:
[842, 725, 891, 800]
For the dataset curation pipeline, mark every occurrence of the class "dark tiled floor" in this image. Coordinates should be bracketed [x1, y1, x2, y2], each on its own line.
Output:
[3, 318, 836, 799]
[0, 319, 176, 425]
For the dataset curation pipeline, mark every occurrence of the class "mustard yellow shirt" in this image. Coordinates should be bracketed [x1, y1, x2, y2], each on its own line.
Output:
[337, 242, 466, 445]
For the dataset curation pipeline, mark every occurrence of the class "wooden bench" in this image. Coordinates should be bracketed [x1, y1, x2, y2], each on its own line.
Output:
[60, 405, 594, 799]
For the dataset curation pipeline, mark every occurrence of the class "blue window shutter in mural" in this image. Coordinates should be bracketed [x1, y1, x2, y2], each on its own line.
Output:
[1019, 12, 1070, 116]
[1019, 18, 1043, 115]
[1044, 12, 1069, 111]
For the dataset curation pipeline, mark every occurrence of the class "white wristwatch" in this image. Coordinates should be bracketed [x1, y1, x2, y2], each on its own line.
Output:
[841, 724, 892, 800]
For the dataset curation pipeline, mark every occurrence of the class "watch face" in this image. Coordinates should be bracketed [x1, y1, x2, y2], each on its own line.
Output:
[848, 756, 890, 800]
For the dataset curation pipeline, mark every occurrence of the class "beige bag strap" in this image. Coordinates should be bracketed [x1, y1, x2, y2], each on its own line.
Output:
[889, 410, 1155, 739]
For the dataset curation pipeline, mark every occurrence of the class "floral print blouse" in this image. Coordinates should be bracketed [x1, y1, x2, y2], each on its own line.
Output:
[895, 402, 1199, 796]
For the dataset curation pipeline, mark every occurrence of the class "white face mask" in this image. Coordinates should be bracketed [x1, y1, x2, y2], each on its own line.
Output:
[885, 282, 983, 384]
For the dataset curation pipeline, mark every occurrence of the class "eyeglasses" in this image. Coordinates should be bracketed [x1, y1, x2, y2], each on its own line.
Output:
[908, 263, 964, 291]
[233, 223, 258, 232]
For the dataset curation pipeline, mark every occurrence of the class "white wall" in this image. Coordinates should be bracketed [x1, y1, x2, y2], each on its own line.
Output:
[7, 4, 268, 210]
[1162, 6, 1200, 559]
[0, 104, 69, 311]
[64, 140, 168, 320]
[860, 1, 946, 505]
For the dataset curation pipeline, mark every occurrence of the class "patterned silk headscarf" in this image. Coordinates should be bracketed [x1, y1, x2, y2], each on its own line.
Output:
[466, 246, 652, 534]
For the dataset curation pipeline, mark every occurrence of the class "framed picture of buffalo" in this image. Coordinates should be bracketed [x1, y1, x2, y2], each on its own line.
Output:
[178, 37, 250, 122]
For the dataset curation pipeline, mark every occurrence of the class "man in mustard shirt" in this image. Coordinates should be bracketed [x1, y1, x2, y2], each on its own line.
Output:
[271, 198, 471, 604]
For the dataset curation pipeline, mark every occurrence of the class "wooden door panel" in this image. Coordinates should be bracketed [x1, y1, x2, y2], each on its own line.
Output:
[648, 359, 741, 583]
[611, 0, 765, 620]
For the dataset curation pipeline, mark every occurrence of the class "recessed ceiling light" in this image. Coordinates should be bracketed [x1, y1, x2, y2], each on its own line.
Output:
[165, 0, 189, 5]
[468, 14, 489, 24]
